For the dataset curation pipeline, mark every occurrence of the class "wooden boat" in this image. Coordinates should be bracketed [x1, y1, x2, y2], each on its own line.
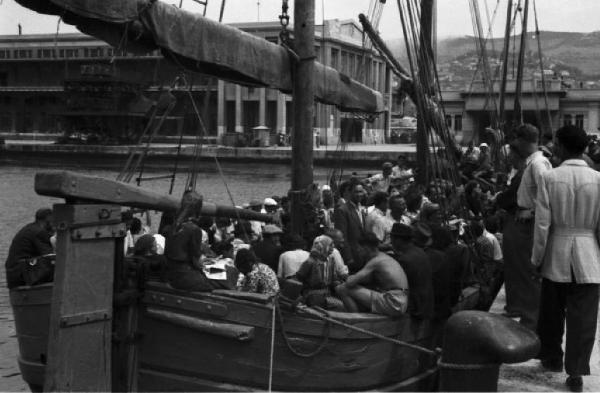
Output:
[8, 171, 510, 392]
[8, 1, 539, 392]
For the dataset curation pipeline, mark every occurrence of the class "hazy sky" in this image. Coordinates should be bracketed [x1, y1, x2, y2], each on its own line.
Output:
[1, 0, 599, 39]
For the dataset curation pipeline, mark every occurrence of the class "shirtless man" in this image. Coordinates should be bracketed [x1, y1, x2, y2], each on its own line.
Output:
[335, 232, 409, 316]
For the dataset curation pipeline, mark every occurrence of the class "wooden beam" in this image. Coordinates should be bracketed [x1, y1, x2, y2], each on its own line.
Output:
[34, 171, 272, 222]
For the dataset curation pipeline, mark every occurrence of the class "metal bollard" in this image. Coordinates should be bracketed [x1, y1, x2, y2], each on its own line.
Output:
[439, 310, 540, 392]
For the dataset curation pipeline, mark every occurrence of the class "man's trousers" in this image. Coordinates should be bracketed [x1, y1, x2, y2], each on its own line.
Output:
[537, 278, 599, 376]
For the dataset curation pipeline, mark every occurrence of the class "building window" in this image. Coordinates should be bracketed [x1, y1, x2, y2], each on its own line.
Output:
[575, 114, 585, 129]
[65, 49, 78, 58]
[0, 50, 9, 59]
[40, 49, 54, 58]
[330, 48, 339, 69]
[349, 53, 355, 77]
[59, 49, 65, 58]
[89, 48, 103, 57]
[454, 115, 462, 131]
[16, 49, 32, 58]
[445, 114, 452, 128]
[341, 51, 348, 74]
[563, 114, 572, 126]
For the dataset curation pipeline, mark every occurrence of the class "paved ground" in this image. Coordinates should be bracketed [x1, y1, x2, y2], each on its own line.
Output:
[1, 273, 599, 391]
[492, 287, 600, 392]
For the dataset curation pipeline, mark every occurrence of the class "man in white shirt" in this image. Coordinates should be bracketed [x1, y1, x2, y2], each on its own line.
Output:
[277, 234, 309, 279]
[532, 125, 600, 392]
[504, 123, 551, 331]
[369, 162, 394, 193]
[372, 195, 411, 247]
[365, 191, 388, 234]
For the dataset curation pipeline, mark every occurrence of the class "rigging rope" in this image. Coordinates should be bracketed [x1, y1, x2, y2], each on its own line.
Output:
[532, 0, 553, 134]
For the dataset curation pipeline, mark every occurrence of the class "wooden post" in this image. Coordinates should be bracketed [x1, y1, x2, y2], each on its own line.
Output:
[43, 204, 125, 392]
[291, 0, 315, 235]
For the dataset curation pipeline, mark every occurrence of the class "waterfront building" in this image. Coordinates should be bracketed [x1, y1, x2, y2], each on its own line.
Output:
[441, 79, 600, 143]
[0, 19, 392, 146]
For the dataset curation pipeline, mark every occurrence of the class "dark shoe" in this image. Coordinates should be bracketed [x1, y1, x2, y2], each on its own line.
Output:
[541, 358, 563, 372]
[566, 375, 583, 392]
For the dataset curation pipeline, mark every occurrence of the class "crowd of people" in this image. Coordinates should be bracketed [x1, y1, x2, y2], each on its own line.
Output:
[7, 122, 600, 391]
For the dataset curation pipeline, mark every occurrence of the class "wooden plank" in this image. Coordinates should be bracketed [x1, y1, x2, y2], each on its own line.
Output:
[34, 170, 272, 222]
[44, 204, 116, 392]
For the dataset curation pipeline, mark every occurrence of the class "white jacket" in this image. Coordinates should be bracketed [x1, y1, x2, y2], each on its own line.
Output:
[532, 159, 600, 283]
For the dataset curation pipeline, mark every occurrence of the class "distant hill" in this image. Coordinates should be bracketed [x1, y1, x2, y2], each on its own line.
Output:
[387, 30, 600, 80]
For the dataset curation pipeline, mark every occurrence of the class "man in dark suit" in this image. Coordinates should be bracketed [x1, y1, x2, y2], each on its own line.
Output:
[5, 208, 55, 288]
[334, 181, 366, 273]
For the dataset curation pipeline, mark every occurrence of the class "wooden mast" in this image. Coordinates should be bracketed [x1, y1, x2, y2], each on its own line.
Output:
[499, 0, 514, 132]
[290, 0, 316, 235]
[416, 0, 436, 185]
[513, 0, 530, 126]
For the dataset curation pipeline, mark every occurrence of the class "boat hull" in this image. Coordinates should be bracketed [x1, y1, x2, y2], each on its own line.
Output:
[10, 282, 443, 391]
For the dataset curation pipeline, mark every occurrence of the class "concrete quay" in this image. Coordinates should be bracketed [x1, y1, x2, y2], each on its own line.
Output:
[0, 141, 417, 167]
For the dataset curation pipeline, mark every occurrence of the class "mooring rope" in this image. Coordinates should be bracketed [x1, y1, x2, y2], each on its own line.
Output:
[300, 305, 440, 357]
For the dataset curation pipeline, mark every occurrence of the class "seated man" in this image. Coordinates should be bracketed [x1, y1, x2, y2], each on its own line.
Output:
[335, 232, 409, 316]
[277, 234, 309, 279]
[5, 208, 55, 288]
[390, 223, 434, 320]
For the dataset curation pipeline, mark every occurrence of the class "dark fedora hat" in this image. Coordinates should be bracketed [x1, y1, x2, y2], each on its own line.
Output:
[412, 222, 433, 247]
[390, 223, 413, 239]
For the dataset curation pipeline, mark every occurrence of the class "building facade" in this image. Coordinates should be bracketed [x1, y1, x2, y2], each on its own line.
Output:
[0, 19, 392, 145]
[441, 79, 600, 143]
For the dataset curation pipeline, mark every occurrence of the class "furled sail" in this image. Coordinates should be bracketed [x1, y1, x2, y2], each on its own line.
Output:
[15, 0, 384, 114]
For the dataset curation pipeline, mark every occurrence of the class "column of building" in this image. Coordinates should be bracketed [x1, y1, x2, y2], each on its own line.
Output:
[276, 92, 286, 135]
[589, 103, 600, 134]
[258, 88, 266, 126]
[216, 80, 225, 142]
[235, 85, 243, 133]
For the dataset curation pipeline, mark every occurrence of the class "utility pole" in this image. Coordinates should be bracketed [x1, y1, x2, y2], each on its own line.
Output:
[290, 0, 315, 235]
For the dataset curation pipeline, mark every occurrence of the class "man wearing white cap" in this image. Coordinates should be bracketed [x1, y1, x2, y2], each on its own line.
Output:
[263, 197, 282, 227]
[473, 142, 492, 178]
